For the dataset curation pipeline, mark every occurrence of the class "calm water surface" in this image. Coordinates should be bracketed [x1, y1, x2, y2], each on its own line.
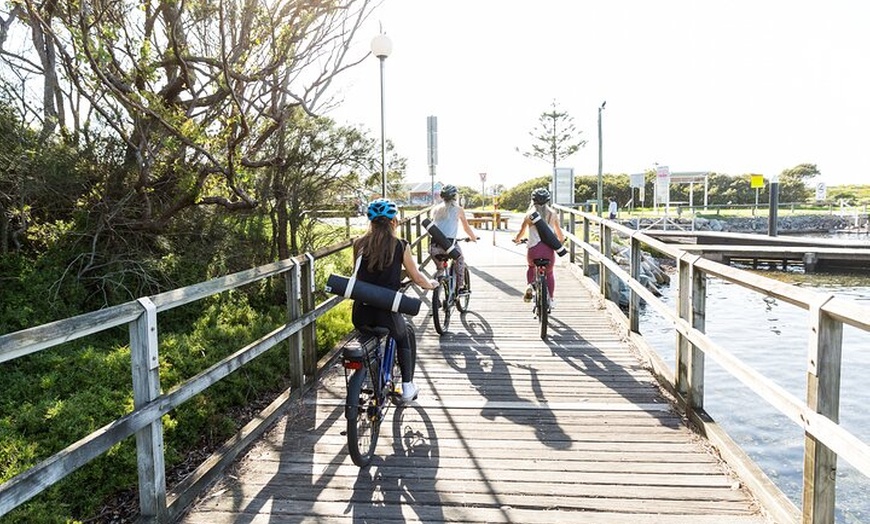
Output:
[639, 268, 870, 524]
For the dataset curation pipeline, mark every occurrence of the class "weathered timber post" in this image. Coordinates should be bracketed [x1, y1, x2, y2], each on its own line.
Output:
[628, 234, 641, 334]
[301, 253, 317, 379]
[600, 222, 613, 301]
[286, 260, 304, 390]
[568, 210, 577, 264]
[131, 298, 167, 522]
[802, 295, 842, 524]
[582, 216, 591, 278]
[676, 253, 705, 410]
[415, 215, 423, 265]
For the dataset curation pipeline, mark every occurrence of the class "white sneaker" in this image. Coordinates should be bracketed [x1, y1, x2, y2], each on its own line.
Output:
[402, 381, 419, 403]
[549, 298, 556, 311]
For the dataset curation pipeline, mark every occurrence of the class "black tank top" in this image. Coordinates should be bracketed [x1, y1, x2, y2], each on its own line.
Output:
[357, 238, 407, 291]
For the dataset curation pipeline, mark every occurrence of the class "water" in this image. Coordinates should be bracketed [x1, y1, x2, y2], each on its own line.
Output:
[639, 271, 870, 523]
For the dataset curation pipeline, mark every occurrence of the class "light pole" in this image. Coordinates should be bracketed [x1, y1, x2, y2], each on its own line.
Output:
[597, 100, 606, 217]
[371, 33, 392, 198]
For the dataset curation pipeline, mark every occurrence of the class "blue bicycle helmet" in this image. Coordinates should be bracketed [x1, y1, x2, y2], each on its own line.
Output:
[366, 198, 398, 221]
[531, 187, 551, 205]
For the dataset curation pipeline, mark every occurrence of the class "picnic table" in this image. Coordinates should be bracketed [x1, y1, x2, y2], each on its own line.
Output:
[467, 211, 510, 230]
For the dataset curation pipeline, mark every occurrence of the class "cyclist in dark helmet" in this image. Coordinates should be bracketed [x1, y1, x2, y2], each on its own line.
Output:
[353, 198, 437, 403]
[513, 187, 564, 310]
[429, 184, 477, 293]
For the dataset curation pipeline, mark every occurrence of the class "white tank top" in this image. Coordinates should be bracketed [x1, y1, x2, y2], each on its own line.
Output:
[434, 204, 461, 238]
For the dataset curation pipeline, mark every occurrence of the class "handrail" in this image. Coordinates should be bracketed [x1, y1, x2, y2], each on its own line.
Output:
[0, 205, 435, 522]
[554, 203, 870, 524]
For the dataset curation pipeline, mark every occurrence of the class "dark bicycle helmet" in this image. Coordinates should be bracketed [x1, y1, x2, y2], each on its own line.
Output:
[440, 184, 458, 200]
[366, 198, 398, 221]
[531, 187, 551, 205]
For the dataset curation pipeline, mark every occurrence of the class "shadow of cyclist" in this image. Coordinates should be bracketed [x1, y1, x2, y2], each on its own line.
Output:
[348, 404, 444, 522]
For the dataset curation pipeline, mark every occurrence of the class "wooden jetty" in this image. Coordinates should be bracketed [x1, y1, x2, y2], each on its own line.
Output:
[644, 230, 870, 272]
[178, 239, 769, 523]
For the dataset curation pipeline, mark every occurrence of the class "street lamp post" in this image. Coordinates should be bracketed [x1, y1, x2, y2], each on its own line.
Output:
[371, 33, 392, 198]
[597, 101, 606, 217]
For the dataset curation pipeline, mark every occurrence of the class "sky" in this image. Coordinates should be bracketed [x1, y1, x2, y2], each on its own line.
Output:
[326, 0, 870, 190]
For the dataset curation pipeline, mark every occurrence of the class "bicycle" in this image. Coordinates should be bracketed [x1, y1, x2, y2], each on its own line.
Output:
[515, 238, 551, 339]
[341, 296, 417, 467]
[431, 237, 477, 335]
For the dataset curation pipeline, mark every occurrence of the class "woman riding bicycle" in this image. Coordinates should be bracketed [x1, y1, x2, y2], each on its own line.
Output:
[352, 198, 437, 403]
[428, 184, 477, 293]
[513, 187, 565, 309]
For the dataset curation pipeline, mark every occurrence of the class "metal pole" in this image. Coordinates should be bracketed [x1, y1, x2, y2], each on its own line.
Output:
[597, 101, 606, 217]
[378, 56, 387, 198]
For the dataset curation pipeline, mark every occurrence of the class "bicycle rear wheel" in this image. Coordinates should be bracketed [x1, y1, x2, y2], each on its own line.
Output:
[346, 367, 380, 467]
[432, 280, 451, 335]
[455, 265, 471, 313]
[537, 275, 548, 339]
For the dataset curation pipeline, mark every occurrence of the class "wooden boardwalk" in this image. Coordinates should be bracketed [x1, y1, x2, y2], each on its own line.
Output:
[178, 235, 769, 523]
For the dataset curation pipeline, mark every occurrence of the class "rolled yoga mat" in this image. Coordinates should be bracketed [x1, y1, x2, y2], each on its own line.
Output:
[529, 211, 568, 257]
[422, 218, 461, 259]
[325, 274, 422, 316]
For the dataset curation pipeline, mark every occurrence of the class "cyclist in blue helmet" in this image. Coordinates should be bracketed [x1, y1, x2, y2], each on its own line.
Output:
[513, 187, 564, 310]
[429, 185, 477, 293]
[353, 198, 437, 403]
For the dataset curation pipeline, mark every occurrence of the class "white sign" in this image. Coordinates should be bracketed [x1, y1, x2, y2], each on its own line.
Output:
[655, 165, 670, 205]
[553, 167, 574, 205]
[479, 172, 487, 182]
[815, 182, 826, 201]
[630, 173, 645, 189]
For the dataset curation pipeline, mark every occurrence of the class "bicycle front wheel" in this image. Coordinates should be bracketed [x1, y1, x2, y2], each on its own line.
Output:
[346, 367, 380, 467]
[537, 276, 548, 339]
[432, 281, 451, 335]
[455, 265, 471, 313]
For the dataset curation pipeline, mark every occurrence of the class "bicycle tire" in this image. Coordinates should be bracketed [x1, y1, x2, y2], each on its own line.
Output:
[432, 280, 450, 335]
[537, 274, 548, 339]
[346, 366, 380, 467]
[455, 265, 471, 313]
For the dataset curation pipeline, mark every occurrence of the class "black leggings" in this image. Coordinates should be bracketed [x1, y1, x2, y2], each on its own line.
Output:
[352, 302, 415, 382]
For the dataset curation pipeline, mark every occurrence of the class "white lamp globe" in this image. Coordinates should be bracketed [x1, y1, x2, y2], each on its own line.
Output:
[371, 34, 392, 58]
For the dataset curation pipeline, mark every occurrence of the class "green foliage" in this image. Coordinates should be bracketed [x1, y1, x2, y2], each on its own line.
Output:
[519, 99, 587, 170]
[498, 176, 551, 211]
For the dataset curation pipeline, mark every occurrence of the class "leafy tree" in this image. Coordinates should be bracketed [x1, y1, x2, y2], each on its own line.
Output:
[1, 0, 377, 231]
[519, 100, 587, 173]
[779, 163, 819, 203]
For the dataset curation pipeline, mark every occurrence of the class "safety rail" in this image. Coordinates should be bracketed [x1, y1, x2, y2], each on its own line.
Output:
[0, 206, 435, 522]
[555, 203, 870, 524]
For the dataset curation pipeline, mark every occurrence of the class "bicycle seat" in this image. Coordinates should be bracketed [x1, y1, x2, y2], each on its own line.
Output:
[433, 253, 451, 262]
[533, 258, 551, 267]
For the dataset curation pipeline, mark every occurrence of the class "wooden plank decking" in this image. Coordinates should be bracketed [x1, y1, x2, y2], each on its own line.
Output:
[178, 235, 770, 523]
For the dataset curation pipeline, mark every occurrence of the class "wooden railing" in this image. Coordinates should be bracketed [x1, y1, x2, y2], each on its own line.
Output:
[0, 206, 435, 522]
[555, 203, 870, 524]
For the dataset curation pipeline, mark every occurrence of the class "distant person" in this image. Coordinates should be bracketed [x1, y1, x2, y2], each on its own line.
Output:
[428, 185, 477, 293]
[513, 187, 564, 309]
[608, 196, 618, 220]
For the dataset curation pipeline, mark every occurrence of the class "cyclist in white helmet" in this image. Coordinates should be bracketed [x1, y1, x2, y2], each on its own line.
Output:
[428, 184, 477, 294]
[513, 187, 564, 309]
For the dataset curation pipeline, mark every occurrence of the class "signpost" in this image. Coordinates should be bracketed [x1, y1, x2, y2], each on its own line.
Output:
[553, 167, 574, 206]
[751, 174, 764, 216]
[427, 116, 438, 205]
[654, 165, 670, 213]
[479, 172, 487, 208]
